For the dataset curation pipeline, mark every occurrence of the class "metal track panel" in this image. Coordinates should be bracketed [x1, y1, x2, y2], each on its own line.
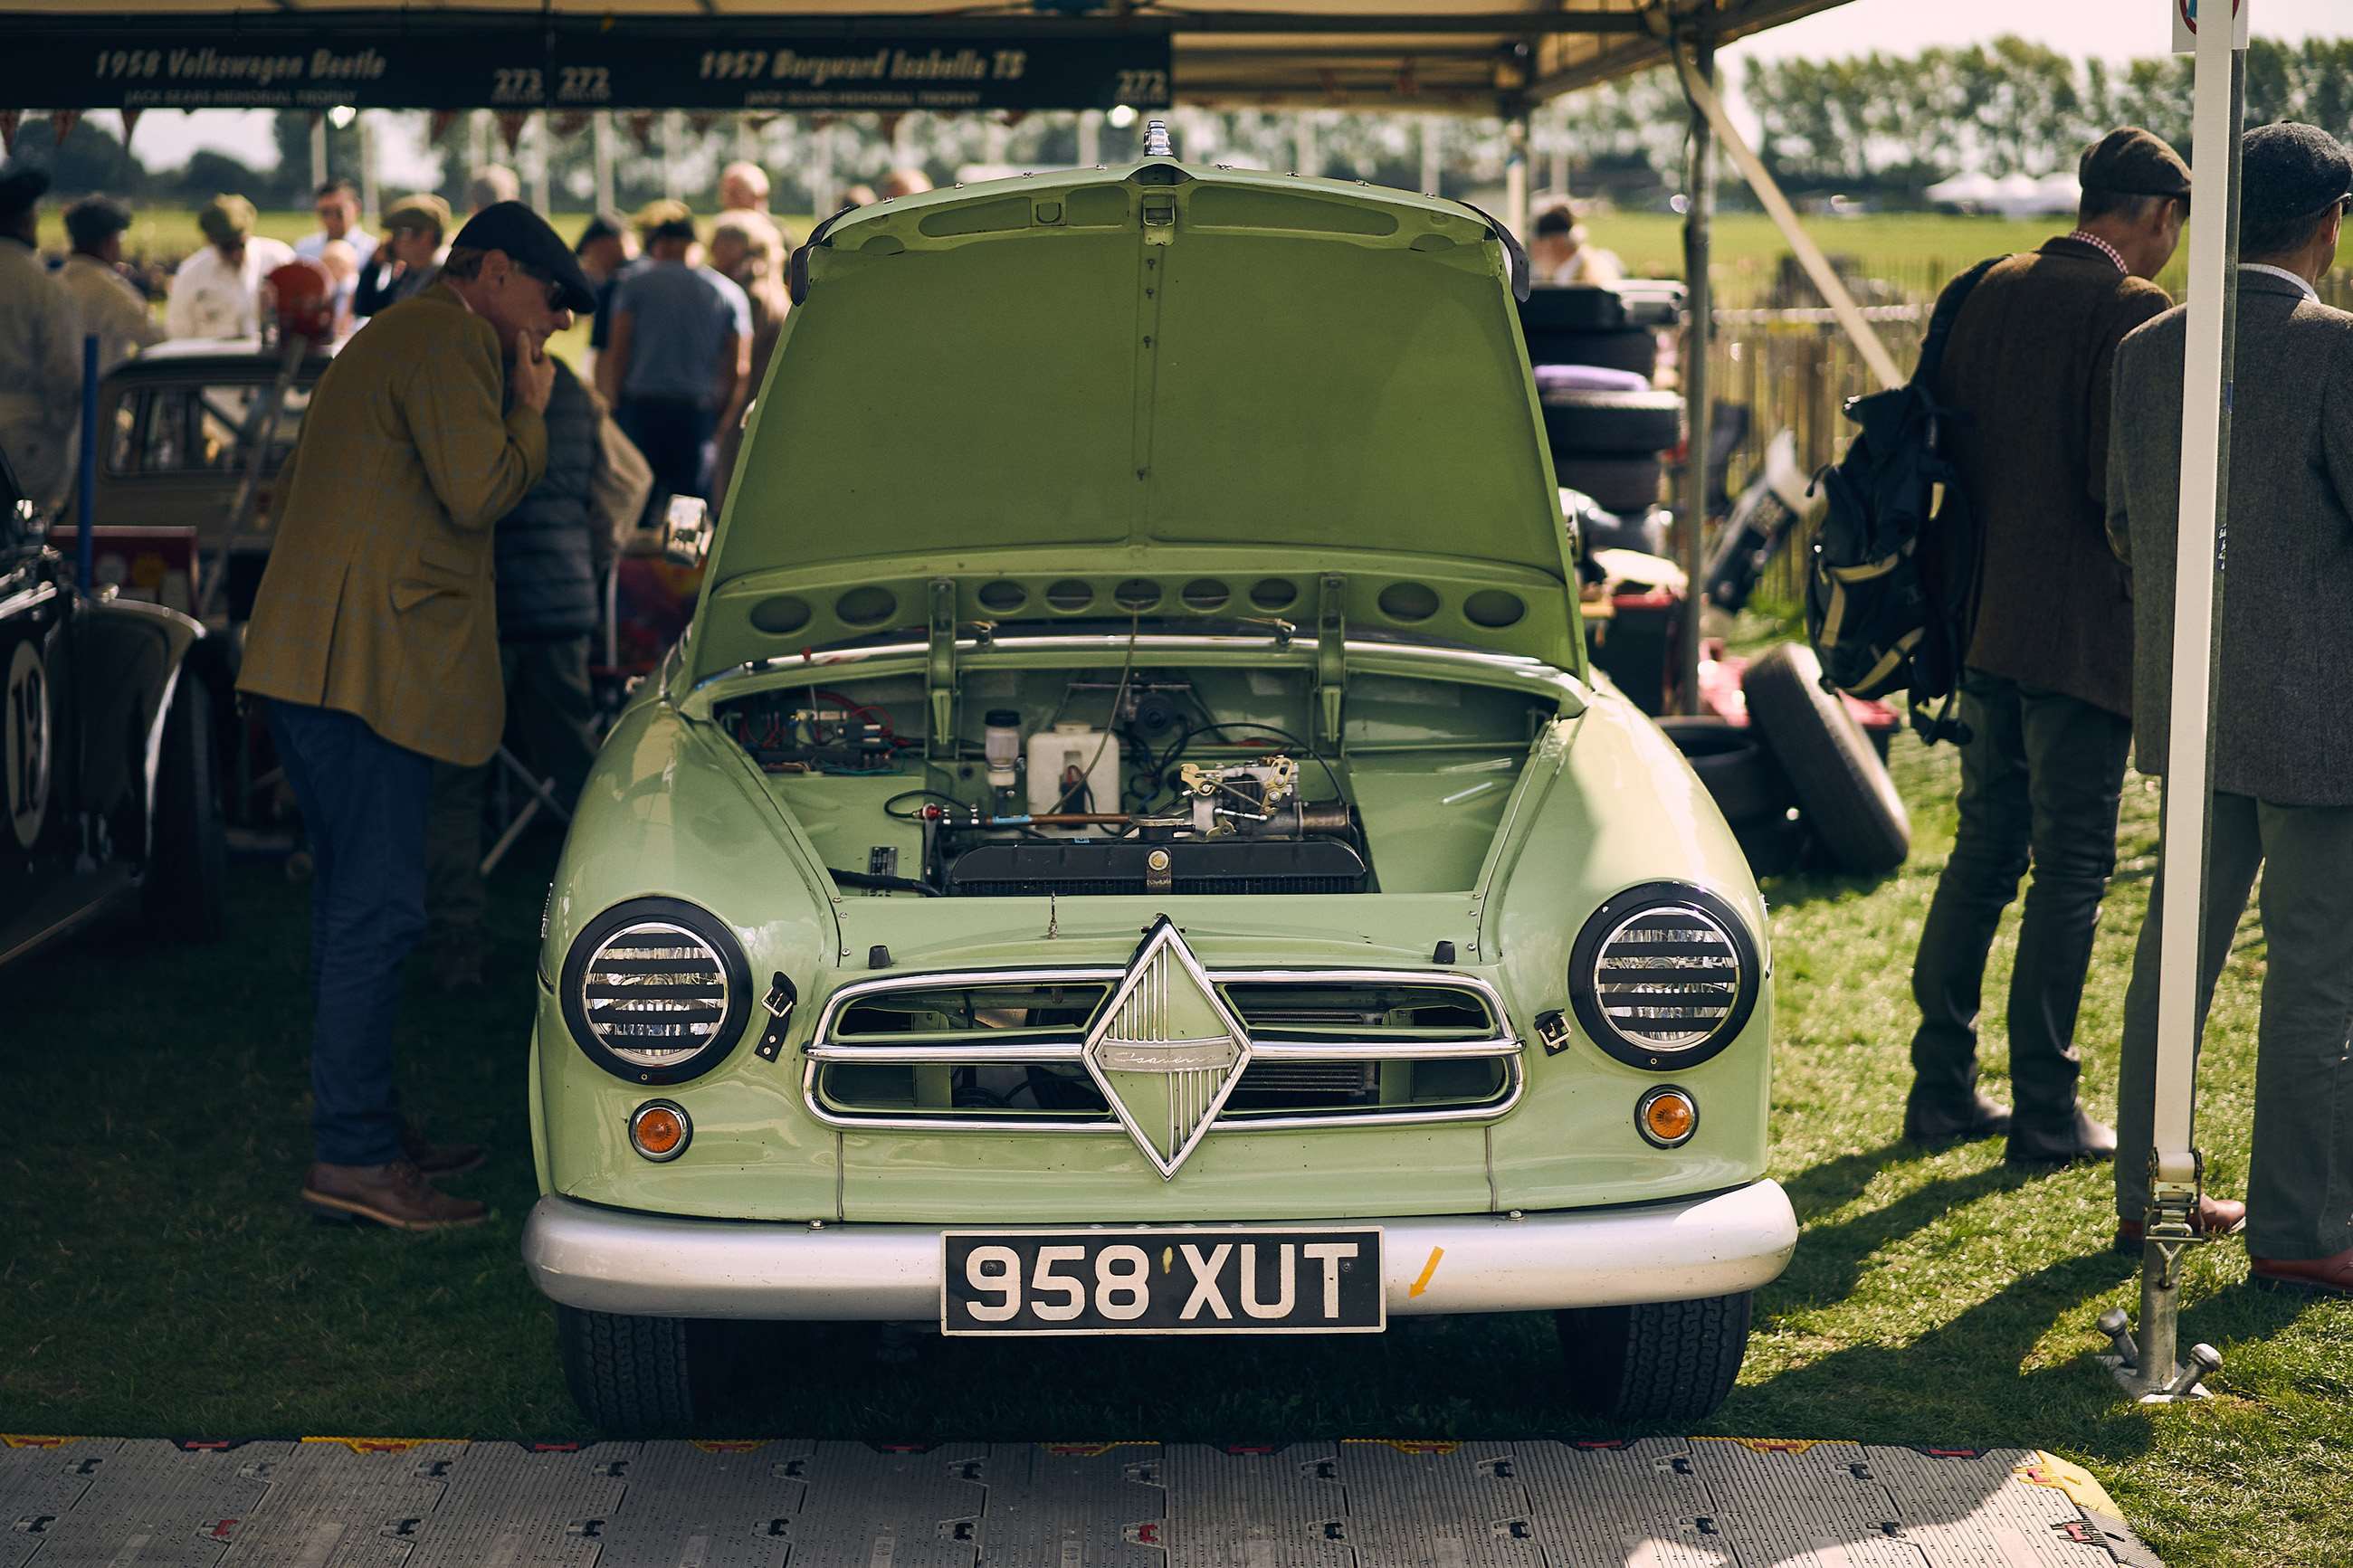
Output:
[587, 1440, 813, 1568]
[1510, 1438, 1730, 1566]
[394, 1441, 633, 1568]
[1157, 1445, 1351, 1568]
[9, 1440, 292, 1568]
[783, 1442, 988, 1568]
[1859, 1448, 2127, 1568]
[1685, 1439, 1918, 1568]
[1334, 1441, 1539, 1568]
[0, 1437, 119, 1568]
[214, 1440, 464, 1568]
[976, 1443, 1166, 1568]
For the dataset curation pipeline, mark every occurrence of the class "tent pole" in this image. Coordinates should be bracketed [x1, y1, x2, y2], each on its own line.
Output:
[1503, 104, 1530, 239]
[1675, 32, 1714, 717]
[594, 111, 616, 215]
[2104, 0, 2245, 1409]
[310, 112, 329, 191]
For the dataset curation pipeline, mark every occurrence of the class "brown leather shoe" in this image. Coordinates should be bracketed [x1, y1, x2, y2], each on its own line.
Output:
[401, 1123, 486, 1178]
[301, 1160, 488, 1231]
[2114, 1196, 2247, 1255]
[2251, 1247, 2353, 1297]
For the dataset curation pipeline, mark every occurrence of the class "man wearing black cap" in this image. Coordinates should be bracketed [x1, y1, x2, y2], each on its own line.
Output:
[2109, 122, 2353, 1294]
[1902, 128, 2190, 1167]
[237, 201, 596, 1231]
[0, 166, 84, 511]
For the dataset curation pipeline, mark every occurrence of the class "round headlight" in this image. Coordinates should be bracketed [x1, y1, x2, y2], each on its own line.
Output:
[1569, 882, 1760, 1070]
[560, 898, 752, 1084]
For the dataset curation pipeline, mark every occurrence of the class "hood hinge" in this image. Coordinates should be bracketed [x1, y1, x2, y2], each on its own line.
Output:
[926, 577, 958, 756]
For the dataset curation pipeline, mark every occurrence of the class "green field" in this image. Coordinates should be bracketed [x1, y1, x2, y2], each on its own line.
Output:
[4, 686, 2348, 1567]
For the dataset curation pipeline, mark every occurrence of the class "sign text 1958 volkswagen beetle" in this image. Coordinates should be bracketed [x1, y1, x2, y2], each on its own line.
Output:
[521, 153, 1796, 1430]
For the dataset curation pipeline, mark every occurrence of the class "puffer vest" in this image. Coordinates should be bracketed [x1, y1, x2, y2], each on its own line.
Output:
[494, 361, 600, 642]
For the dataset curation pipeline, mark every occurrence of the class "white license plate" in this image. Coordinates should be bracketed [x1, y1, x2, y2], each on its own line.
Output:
[940, 1228, 1385, 1336]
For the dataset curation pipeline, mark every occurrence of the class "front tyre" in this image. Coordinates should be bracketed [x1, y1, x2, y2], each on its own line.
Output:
[1555, 1292, 1753, 1424]
[556, 1304, 706, 1432]
[144, 679, 226, 940]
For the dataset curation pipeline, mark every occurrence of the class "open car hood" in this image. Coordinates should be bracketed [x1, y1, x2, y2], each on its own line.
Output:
[693, 160, 1576, 683]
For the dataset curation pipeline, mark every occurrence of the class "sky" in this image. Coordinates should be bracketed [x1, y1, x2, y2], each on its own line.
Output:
[112, 0, 2353, 180]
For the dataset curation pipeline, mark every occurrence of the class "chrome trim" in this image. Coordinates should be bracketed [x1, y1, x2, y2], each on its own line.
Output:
[0, 581, 61, 622]
[801, 964, 1521, 1135]
[520, 1179, 1800, 1320]
[579, 918, 732, 1070]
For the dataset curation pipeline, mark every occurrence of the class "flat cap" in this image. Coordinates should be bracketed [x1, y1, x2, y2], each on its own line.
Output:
[2081, 127, 2192, 200]
[2241, 122, 2353, 241]
[381, 193, 451, 239]
[0, 165, 51, 224]
[451, 199, 597, 313]
[197, 193, 256, 245]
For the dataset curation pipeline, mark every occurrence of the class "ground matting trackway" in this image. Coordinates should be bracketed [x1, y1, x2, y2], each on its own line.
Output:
[0, 1434, 2161, 1567]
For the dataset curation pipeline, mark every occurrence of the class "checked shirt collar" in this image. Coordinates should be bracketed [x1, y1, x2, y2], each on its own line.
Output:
[2062, 230, 2129, 274]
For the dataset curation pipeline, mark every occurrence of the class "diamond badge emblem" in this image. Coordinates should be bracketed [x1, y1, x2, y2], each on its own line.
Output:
[1081, 917, 1252, 1179]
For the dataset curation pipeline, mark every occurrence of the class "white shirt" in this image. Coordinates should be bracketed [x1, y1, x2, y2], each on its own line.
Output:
[0, 238, 83, 508]
[2242, 262, 2320, 303]
[58, 252, 165, 375]
[296, 227, 377, 266]
[166, 236, 298, 340]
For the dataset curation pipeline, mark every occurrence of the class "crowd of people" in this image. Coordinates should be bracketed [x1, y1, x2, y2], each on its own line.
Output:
[1906, 120, 2353, 1297]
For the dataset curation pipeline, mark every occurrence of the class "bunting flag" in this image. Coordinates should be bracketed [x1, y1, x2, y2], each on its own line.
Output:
[428, 108, 460, 143]
[50, 108, 80, 146]
[625, 111, 658, 153]
[879, 112, 905, 147]
[684, 111, 718, 138]
[999, 109, 1028, 130]
[552, 111, 588, 138]
[811, 114, 840, 132]
[118, 107, 142, 146]
[0, 111, 20, 156]
[495, 109, 529, 153]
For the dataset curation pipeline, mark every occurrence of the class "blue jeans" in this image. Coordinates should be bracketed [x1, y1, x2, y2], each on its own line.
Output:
[266, 700, 433, 1165]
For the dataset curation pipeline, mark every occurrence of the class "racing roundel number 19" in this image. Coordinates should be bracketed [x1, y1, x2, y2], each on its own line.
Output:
[6, 638, 51, 851]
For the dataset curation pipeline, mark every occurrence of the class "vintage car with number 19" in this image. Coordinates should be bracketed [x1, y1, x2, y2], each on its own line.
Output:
[521, 145, 1796, 1430]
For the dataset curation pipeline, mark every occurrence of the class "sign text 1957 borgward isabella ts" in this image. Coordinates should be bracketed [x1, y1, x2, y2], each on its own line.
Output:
[520, 152, 1796, 1430]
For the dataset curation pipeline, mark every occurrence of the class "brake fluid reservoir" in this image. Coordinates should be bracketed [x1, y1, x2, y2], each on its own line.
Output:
[984, 710, 1023, 790]
[1026, 723, 1122, 819]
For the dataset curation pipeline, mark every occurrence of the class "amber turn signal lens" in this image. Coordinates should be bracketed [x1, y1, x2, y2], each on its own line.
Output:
[1637, 1088, 1698, 1148]
[630, 1100, 691, 1161]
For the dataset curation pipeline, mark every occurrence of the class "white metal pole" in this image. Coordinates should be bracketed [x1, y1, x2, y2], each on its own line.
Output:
[1678, 34, 1715, 717]
[529, 114, 552, 215]
[310, 113, 329, 191]
[1420, 115, 1443, 195]
[2132, 0, 2246, 1396]
[1503, 109, 1529, 239]
[593, 111, 615, 214]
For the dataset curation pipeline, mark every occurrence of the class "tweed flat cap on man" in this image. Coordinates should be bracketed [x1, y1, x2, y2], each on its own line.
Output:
[197, 193, 257, 245]
[2241, 122, 2353, 238]
[450, 199, 596, 312]
[2081, 127, 2193, 200]
[381, 194, 452, 241]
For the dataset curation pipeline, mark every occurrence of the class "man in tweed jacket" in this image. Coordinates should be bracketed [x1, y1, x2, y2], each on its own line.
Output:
[2108, 124, 2353, 1293]
[237, 203, 591, 1231]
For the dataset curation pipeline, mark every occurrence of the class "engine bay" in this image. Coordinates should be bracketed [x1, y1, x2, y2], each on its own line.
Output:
[713, 660, 1550, 898]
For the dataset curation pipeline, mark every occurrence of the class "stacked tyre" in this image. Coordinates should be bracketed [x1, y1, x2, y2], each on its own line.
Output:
[1522, 283, 1687, 518]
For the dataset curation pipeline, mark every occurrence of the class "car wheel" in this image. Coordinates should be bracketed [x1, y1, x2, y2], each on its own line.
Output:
[144, 678, 226, 941]
[557, 1304, 707, 1432]
[1525, 326, 1658, 378]
[1554, 455, 1665, 513]
[1742, 642, 1910, 877]
[1555, 1291, 1753, 1424]
[1539, 389, 1684, 456]
[1656, 717, 1795, 826]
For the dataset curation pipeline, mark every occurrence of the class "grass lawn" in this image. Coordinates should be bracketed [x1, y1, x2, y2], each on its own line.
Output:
[4, 719, 2350, 1566]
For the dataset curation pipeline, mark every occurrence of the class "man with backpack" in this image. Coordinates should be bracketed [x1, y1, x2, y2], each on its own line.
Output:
[1900, 128, 2189, 1165]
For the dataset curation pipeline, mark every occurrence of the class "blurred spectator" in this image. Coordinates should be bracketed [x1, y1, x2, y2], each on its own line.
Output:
[298, 178, 376, 268]
[467, 166, 520, 214]
[424, 356, 637, 982]
[317, 239, 361, 337]
[879, 167, 933, 200]
[59, 193, 164, 375]
[0, 166, 81, 511]
[597, 206, 750, 500]
[719, 160, 771, 216]
[589, 200, 678, 375]
[840, 182, 880, 208]
[354, 194, 450, 318]
[575, 210, 634, 288]
[167, 195, 296, 339]
[1529, 200, 1624, 286]
[708, 210, 787, 505]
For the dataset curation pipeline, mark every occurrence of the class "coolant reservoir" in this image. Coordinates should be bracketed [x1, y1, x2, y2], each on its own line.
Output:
[984, 709, 1022, 791]
[1026, 723, 1122, 819]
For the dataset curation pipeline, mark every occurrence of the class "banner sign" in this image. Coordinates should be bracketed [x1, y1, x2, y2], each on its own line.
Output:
[1, 20, 1173, 112]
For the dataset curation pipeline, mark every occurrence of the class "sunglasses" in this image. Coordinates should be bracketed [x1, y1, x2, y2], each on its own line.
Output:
[516, 264, 569, 312]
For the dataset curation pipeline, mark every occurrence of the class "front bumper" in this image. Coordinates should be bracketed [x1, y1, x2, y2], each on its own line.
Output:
[521, 1179, 1796, 1321]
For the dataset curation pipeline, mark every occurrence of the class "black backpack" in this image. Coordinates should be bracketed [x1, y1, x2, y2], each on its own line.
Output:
[1805, 257, 2003, 746]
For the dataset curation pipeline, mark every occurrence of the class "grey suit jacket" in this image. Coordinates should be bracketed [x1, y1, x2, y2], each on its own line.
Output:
[2109, 270, 2353, 807]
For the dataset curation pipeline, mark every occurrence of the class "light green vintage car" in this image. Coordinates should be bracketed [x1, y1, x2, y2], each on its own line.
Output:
[522, 151, 1795, 1430]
